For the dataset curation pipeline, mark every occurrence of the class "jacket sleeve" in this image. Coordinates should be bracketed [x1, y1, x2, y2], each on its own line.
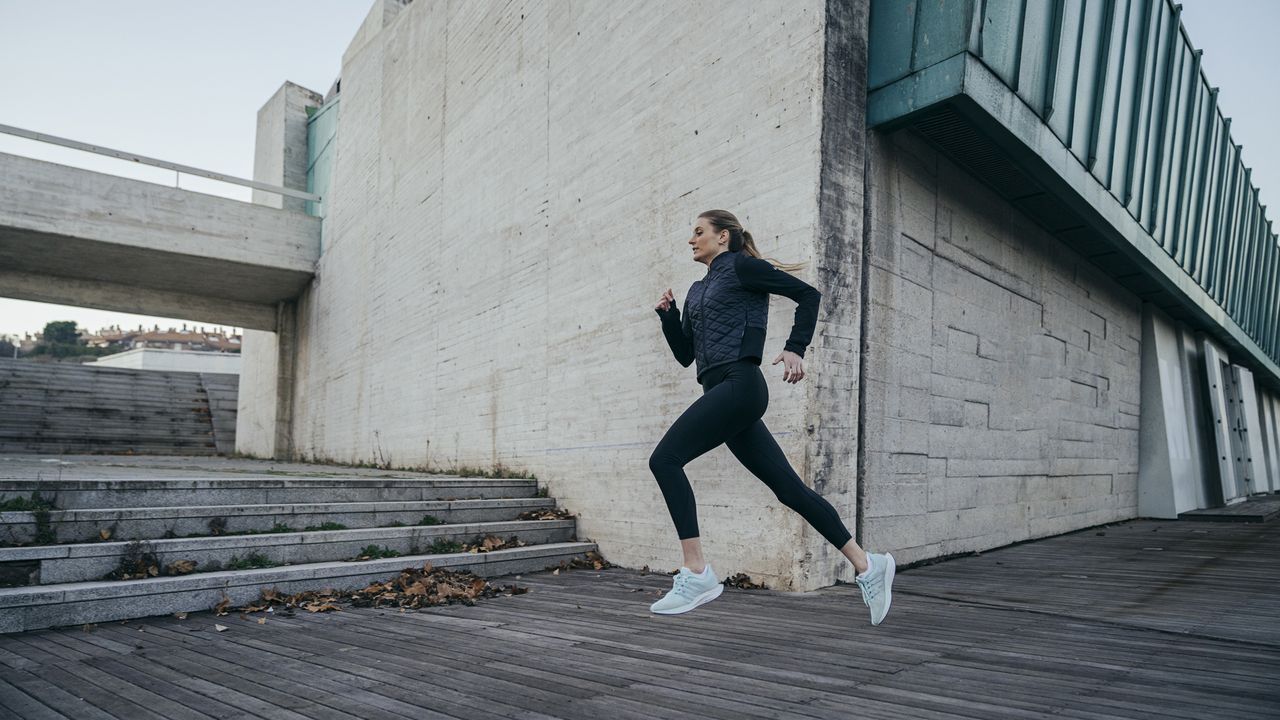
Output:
[735, 253, 821, 357]
[655, 294, 695, 367]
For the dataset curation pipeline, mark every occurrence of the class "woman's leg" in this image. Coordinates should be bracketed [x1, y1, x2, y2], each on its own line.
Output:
[648, 374, 760, 570]
[723, 371, 870, 573]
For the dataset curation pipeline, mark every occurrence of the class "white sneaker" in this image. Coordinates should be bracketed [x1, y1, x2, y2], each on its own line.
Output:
[855, 552, 895, 625]
[649, 565, 724, 615]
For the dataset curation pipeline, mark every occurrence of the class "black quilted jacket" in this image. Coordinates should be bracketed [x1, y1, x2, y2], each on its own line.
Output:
[655, 249, 821, 384]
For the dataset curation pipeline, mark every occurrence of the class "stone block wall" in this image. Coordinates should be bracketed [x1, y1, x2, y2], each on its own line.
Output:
[859, 129, 1143, 565]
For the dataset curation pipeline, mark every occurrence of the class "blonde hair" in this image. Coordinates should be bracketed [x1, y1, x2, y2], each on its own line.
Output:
[697, 209, 807, 273]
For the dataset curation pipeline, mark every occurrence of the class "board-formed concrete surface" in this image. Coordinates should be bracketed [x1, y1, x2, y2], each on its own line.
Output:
[237, 0, 846, 592]
[859, 128, 1143, 567]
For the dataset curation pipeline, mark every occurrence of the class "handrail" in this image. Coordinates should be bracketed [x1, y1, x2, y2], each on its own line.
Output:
[0, 122, 322, 203]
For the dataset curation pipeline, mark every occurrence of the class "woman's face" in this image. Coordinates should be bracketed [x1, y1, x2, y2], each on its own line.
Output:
[688, 218, 726, 265]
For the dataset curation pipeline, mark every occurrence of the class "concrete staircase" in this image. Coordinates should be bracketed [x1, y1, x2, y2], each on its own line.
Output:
[0, 465, 597, 633]
[0, 358, 229, 456]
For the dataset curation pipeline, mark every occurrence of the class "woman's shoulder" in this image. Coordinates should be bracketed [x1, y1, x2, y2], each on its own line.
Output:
[734, 251, 778, 276]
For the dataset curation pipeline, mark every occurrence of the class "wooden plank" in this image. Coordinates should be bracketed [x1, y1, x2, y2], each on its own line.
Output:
[31, 664, 172, 720]
[137, 614, 568, 720]
[253, 611, 651, 718]
[42, 657, 212, 720]
[0, 674, 73, 720]
[0, 667, 117, 720]
[84, 622, 427, 720]
[316, 607, 842, 720]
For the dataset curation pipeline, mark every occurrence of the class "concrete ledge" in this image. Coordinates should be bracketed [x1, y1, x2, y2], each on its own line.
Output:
[1, 497, 559, 545]
[0, 477, 540, 509]
[0, 541, 598, 633]
[3, 518, 578, 585]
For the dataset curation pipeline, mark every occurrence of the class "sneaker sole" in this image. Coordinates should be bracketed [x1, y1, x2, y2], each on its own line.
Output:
[650, 582, 725, 615]
[872, 553, 895, 625]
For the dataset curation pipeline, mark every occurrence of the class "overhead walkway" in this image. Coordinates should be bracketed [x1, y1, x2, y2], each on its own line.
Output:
[0, 124, 321, 331]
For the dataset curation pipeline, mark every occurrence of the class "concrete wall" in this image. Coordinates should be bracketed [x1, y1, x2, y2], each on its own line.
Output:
[859, 129, 1143, 565]
[248, 0, 839, 589]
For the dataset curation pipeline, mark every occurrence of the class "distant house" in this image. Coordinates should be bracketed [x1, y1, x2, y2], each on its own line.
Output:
[81, 324, 242, 354]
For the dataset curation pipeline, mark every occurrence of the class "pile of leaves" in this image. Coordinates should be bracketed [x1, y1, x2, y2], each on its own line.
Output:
[547, 549, 612, 574]
[516, 507, 574, 520]
[211, 560, 529, 617]
[104, 539, 201, 581]
[462, 534, 527, 553]
[722, 572, 767, 589]
[635, 565, 765, 589]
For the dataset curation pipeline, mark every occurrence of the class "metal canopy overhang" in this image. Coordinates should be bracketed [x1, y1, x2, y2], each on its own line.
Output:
[868, 51, 1280, 393]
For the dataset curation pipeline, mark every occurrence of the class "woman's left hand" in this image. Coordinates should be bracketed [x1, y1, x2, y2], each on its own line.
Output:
[772, 350, 805, 384]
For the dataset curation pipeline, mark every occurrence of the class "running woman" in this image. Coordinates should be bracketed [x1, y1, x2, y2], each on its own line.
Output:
[649, 209, 895, 625]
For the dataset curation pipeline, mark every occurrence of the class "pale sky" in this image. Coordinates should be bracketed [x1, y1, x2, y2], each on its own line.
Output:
[0, 0, 1276, 341]
[0, 0, 371, 340]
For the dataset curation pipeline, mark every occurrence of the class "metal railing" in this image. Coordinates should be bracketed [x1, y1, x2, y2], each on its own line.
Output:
[0, 122, 322, 204]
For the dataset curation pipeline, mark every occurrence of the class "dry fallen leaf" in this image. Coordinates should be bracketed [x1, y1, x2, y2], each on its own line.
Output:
[98, 528, 111, 541]
[214, 624, 228, 632]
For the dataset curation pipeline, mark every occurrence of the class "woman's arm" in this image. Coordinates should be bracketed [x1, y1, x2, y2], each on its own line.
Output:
[655, 297, 695, 367]
[736, 253, 821, 357]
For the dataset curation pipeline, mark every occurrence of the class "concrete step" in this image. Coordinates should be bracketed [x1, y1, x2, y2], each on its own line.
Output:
[0, 379, 206, 394]
[0, 476, 540, 508]
[0, 427, 215, 440]
[0, 442, 217, 456]
[0, 415, 215, 425]
[0, 540, 598, 633]
[0, 394, 208, 410]
[0, 405, 211, 419]
[0, 365, 206, 380]
[0, 497, 561, 544]
[0, 359, 206, 381]
[0, 518, 577, 585]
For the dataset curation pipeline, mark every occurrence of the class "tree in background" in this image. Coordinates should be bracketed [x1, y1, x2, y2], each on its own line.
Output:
[0, 336, 15, 359]
[30, 321, 108, 360]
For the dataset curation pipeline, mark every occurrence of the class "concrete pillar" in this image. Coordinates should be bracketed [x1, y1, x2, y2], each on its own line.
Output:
[1230, 364, 1267, 496]
[251, 82, 322, 213]
[1137, 304, 1214, 517]
[235, 82, 320, 460]
[1263, 392, 1280, 492]
[1200, 334, 1240, 504]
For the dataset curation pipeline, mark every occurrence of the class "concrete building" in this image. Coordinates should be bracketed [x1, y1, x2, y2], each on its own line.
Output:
[91, 347, 241, 374]
[233, 0, 1280, 590]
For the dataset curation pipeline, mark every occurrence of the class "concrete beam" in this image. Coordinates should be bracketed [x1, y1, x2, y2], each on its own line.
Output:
[0, 269, 277, 331]
[0, 152, 319, 309]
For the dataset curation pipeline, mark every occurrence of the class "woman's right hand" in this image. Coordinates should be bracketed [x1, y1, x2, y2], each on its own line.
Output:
[655, 288, 676, 313]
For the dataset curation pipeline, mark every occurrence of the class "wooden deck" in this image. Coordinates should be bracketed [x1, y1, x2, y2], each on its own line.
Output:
[2, 516, 1278, 719]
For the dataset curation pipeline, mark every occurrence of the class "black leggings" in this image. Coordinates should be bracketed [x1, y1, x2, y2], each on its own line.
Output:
[648, 359, 853, 549]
